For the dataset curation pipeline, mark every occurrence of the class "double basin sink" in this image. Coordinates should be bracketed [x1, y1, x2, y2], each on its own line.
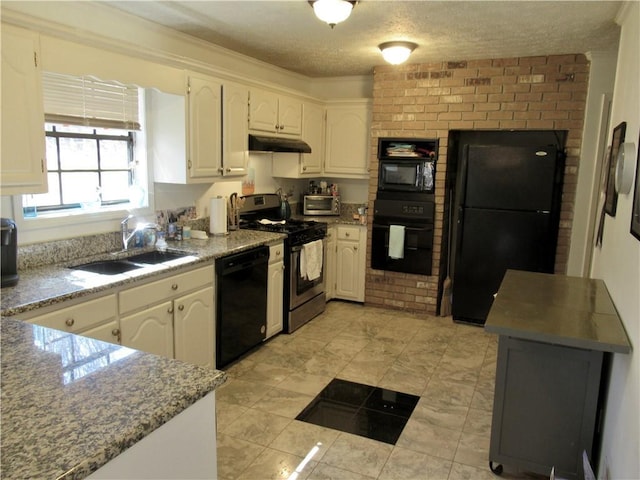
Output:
[70, 250, 192, 275]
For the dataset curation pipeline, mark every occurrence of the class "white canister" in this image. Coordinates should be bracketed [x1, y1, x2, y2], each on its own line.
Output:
[209, 196, 228, 235]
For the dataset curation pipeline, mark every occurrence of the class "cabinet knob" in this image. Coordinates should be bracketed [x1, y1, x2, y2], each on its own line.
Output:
[168, 306, 174, 314]
[178, 304, 185, 311]
[171, 283, 178, 290]
[226, 167, 231, 173]
[302, 166, 307, 171]
[65, 318, 75, 327]
[345, 232, 350, 237]
[354, 246, 358, 251]
[112, 328, 121, 342]
[276, 250, 281, 256]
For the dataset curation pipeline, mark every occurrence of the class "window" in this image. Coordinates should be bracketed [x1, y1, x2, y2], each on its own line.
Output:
[22, 72, 147, 218]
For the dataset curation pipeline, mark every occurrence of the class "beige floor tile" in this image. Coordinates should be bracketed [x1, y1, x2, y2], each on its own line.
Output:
[217, 378, 274, 407]
[309, 463, 376, 480]
[453, 431, 490, 469]
[269, 420, 340, 461]
[216, 401, 249, 432]
[216, 433, 266, 480]
[395, 417, 461, 460]
[278, 371, 333, 397]
[422, 378, 476, 408]
[238, 447, 316, 480]
[377, 362, 431, 396]
[233, 361, 291, 387]
[448, 461, 496, 480]
[224, 408, 292, 446]
[463, 407, 492, 435]
[321, 433, 393, 478]
[252, 387, 315, 418]
[412, 400, 469, 431]
[378, 446, 452, 480]
[323, 333, 370, 361]
[303, 349, 349, 377]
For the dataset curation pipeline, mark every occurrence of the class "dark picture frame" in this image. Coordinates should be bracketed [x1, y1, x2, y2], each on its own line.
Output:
[605, 122, 626, 216]
[631, 132, 640, 241]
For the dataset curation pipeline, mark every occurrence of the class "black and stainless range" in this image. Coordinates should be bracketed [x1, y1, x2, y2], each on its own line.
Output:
[240, 194, 327, 333]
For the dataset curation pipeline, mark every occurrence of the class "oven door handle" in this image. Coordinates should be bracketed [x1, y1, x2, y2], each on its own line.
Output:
[291, 240, 325, 253]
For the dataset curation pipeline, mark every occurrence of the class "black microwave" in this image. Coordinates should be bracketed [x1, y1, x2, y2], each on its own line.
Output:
[378, 159, 435, 193]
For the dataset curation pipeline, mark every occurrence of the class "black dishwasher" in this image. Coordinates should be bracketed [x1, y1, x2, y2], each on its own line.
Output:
[215, 246, 269, 368]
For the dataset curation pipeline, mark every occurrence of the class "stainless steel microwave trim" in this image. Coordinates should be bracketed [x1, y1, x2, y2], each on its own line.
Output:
[248, 134, 312, 153]
[303, 195, 341, 216]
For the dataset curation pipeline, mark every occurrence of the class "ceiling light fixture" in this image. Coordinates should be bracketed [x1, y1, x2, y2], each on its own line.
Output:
[379, 41, 418, 65]
[309, 0, 357, 29]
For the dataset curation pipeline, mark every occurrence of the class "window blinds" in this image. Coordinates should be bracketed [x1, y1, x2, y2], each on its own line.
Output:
[42, 72, 141, 130]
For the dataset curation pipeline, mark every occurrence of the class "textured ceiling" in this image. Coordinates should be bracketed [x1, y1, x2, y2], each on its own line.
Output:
[103, 1, 622, 78]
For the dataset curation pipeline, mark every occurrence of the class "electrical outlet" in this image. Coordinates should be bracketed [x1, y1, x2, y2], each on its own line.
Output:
[416, 281, 427, 288]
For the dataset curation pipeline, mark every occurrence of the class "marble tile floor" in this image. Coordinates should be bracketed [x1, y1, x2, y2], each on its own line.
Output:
[215, 301, 546, 480]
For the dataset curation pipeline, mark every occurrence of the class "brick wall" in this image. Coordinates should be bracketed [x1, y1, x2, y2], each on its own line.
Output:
[366, 54, 590, 314]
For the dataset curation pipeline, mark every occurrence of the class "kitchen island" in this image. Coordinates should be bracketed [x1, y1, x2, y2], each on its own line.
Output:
[485, 270, 631, 480]
[1, 316, 226, 479]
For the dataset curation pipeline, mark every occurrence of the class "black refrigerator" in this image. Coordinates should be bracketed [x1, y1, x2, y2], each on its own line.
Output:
[452, 143, 564, 325]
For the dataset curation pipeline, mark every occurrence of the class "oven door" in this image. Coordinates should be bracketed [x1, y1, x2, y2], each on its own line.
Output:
[371, 222, 433, 275]
[290, 239, 325, 309]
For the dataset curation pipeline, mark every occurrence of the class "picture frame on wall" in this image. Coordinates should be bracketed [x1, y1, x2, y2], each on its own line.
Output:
[605, 121, 627, 216]
[631, 132, 640, 241]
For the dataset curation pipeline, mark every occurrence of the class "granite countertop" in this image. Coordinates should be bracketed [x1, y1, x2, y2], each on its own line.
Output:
[0, 316, 227, 479]
[1, 229, 285, 317]
[485, 269, 632, 354]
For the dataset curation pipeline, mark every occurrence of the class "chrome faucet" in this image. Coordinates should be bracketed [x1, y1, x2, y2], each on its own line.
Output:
[121, 214, 136, 250]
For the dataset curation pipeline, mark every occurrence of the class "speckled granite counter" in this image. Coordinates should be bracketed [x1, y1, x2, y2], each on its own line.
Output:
[1, 230, 285, 317]
[1, 316, 226, 479]
[485, 269, 631, 353]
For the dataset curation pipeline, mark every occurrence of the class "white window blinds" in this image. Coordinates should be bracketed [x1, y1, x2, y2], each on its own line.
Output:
[42, 72, 141, 130]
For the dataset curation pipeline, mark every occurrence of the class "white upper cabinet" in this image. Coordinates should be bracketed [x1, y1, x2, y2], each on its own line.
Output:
[324, 101, 371, 178]
[149, 73, 222, 184]
[249, 88, 302, 136]
[1, 25, 48, 195]
[272, 101, 324, 178]
[222, 82, 249, 176]
[187, 73, 223, 179]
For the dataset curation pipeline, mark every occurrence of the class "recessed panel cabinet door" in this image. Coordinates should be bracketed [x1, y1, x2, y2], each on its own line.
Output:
[174, 287, 215, 369]
[336, 241, 360, 300]
[1, 25, 47, 194]
[120, 302, 174, 359]
[188, 74, 222, 179]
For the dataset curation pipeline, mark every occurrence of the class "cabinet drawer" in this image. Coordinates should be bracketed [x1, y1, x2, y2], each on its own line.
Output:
[27, 295, 117, 334]
[269, 243, 285, 264]
[119, 266, 214, 314]
[337, 226, 361, 241]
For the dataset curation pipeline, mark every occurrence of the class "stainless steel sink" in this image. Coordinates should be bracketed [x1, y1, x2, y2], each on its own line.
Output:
[125, 250, 189, 264]
[71, 260, 144, 275]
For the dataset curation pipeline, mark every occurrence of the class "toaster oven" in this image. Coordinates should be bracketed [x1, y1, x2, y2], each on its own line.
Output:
[303, 195, 340, 216]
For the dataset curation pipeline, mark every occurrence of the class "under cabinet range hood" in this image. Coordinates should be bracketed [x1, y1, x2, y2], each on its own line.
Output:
[248, 134, 311, 154]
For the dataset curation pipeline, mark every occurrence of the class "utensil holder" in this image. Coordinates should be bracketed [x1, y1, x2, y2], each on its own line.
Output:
[228, 207, 240, 231]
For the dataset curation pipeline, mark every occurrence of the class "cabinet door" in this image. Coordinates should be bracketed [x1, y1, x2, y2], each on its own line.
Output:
[81, 320, 120, 345]
[1, 25, 47, 194]
[249, 88, 278, 133]
[188, 74, 222, 179]
[335, 241, 359, 300]
[324, 103, 371, 177]
[222, 82, 248, 176]
[278, 95, 302, 136]
[301, 102, 324, 174]
[325, 227, 337, 300]
[174, 287, 215, 369]
[121, 302, 174, 358]
[267, 259, 285, 339]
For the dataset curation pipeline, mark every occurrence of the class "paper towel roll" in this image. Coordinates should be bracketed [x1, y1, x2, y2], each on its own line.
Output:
[209, 196, 228, 235]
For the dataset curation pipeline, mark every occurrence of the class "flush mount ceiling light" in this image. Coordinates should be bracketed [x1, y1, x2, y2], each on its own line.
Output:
[309, 0, 357, 29]
[379, 41, 418, 65]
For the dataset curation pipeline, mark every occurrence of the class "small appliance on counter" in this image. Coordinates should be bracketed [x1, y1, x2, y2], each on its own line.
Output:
[303, 194, 340, 216]
[1, 218, 19, 287]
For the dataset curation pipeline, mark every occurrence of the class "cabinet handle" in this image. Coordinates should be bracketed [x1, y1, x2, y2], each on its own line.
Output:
[171, 284, 178, 290]
[178, 304, 185, 311]
[302, 166, 307, 171]
[112, 328, 121, 343]
[65, 318, 75, 327]
[168, 306, 174, 314]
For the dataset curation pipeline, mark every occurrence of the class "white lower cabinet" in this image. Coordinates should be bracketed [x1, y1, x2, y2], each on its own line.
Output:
[120, 302, 175, 358]
[174, 286, 215, 369]
[21, 294, 120, 344]
[119, 265, 215, 368]
[333, 225, 366, 302]
[266, 242, 285, 339]
[325, 227, 337, 300]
